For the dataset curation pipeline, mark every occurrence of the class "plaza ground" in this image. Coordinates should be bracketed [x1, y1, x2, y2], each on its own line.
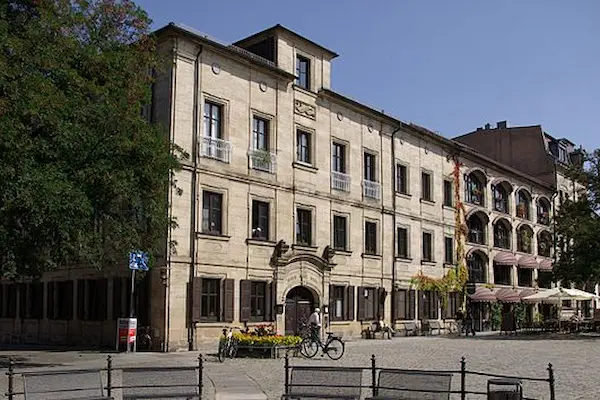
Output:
[1, 332, 599, 399]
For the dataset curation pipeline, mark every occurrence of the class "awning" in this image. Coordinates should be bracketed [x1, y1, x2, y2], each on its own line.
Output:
[494, 252, 517, 266]
[519, 288, 537, 301]
[468, 287, 497, 302]
[538, 258, 553, 271]
[496, 288, 522, 303]
[518, 255, 538, 269]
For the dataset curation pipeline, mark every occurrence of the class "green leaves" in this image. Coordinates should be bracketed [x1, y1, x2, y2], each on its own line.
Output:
[0, 0, 181, 278]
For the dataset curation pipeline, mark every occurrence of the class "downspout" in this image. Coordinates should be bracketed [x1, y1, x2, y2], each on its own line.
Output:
[390, 124, 403, 330]
[188, 44, 204, 351]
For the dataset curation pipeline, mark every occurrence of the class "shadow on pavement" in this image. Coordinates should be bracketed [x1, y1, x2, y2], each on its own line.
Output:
[444, 332, 600, 341]
[0, 355, 63, 369]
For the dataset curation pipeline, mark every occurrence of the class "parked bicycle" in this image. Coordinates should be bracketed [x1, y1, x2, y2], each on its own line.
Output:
[218, 327, 239, 362]
[136, 326, 153, 351]
[299, 325, 345, 360]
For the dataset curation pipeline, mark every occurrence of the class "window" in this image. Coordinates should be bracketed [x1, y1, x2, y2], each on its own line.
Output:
[0, 284, 17, 319]
[396, 164, 408, 194]
[397, 227, 409, 258]
[47, 281, 74, 320]
[443, 180, 453, 206]
[364, 152, 376, 182]
[494, 221, 511, 249]
[365, 221, 377, 255]
[252, 117, 269, 150]
[19, 282, 43, 320]
[251, 200, 269, 240]
[202, 191, 223, 235]
[296, 130, 311, 164]
[468, 254, 486, 283]
[444, 292, 460, 319]
[517, 226, 533, 253]
[76, 279, 108, 321]
[296, 208, 312, 245]
[516, 191, 531, 220]
[465, 173, 485, 206]
[329, 285, 354, 321]
[444, 237, 454, 264]
[421, 172, 432, 201]
[333, 215, 347, 251]
[203, 102, 222, 139]
[518, 269, 533, 287]
[331, 286, 346, 320]
[295, 55, 310, 89]
[201, 278, 220, 321]
[493, 185, 509, 213]
[361, 287, 377, 320]
[332, 142, 346, 173]
[422, 232, 433, 262]
[494, 265, 512, 285]
[250, 281, 266, 320]
[419, 291, 438, 320]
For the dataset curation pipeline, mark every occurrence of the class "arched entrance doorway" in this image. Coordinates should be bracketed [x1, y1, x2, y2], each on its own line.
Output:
[285, 286, 315, 335]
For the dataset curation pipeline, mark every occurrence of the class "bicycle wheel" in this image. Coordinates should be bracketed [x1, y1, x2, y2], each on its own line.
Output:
[300, 338, 319, 358]
[325, 338, 345, 360]
[217, 341, 227, 362]
[227, 342, 238, 359]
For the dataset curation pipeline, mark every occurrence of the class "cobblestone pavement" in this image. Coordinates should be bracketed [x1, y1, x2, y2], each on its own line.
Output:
[1, 333, 599, 399]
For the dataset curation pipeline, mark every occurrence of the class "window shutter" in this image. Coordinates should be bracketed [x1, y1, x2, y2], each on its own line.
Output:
[18, 283, 26, 319]
[191, 277, 202, 322]
[99, 279, 108, 320]
[66, 281, 74, 320]
[375, 288, 382, 319]
[357, 286, 365, 321]
[408, 290, 415, 320]
[47, 282, 54, 319]
[77, 280, 85, 320]
[328, 285, 334, 320]
[223, 279, 234, 322]
[265, 281, 273, 322]
[432, 292, 439, 319]
[240, 280, 251, 322]
[347, 286, 355, 321]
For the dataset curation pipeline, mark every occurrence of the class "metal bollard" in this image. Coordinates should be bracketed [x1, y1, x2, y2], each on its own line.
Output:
[460, 357, 466, 400]
[371, 354, 377, 396]
[198, 354, 203, 397]
[548, 363, 555, 400]
[284, 353, 290, 394]
[106, 355, 112, 397]
[6, 357, 15, 400]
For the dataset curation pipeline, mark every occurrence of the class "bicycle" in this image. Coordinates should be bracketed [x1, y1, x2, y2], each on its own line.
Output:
[300, 326, 345, 360]
[217, 327, 239, 362]
[136, 326, 153, 351]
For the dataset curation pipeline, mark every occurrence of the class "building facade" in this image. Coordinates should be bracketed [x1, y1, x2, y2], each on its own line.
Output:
[0, 24, 571, 351]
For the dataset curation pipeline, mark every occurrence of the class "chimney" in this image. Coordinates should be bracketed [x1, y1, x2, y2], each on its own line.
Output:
[484, 123, 491, 130]
[497, 121, 507, 129]
[476, 127, 483, 131]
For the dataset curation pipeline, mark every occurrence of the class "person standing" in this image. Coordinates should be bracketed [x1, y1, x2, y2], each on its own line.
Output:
[465, 308, 476, 336]
[308, 307, 322, 342]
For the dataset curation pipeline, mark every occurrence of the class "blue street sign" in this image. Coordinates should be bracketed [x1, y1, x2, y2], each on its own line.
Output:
[129, 251, 149, 271]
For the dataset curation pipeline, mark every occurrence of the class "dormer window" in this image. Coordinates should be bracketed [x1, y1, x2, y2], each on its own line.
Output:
[558, 146, 568, 163]
[295, 55, 310, 90]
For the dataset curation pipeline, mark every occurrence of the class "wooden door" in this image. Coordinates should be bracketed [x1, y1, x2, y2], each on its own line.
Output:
[285, 287, 314, 335]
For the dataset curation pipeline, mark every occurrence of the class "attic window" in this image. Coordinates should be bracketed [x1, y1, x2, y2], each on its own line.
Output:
[295, 55, 310, 90]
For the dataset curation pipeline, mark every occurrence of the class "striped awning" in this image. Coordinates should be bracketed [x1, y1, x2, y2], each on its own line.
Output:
[496, 288, 521, 303]
[469, 287, 497, 302]
[518, 255, 539, 269]
[519, 288, 537, 301]
[538, 258, 553, 271]
[494, 252, 517, 266]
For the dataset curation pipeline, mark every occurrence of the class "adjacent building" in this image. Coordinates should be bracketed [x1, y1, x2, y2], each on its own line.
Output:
[0, 24, 578, 351]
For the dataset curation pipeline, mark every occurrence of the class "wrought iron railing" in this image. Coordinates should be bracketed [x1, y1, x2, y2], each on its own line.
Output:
[248, 148, 277, 173]
[200, 137, 231, 163]
[363, 180, 381, 200]
[331, 171, 351, 192]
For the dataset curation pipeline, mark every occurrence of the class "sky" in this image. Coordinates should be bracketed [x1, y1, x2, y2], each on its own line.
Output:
[135, 0, 600, 150]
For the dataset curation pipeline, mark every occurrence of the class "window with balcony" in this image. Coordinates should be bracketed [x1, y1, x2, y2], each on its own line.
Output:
[467, 212, 487, 245]
[493, 219, 511, 249]
[518, 269, 533, 287]
[516, 190, 531, 220]
[363, 152, 380, 199]
[296, 208, 312, 246]
[421, 171, 433, 202]
[465, 172, 486, 206]
[202, 191, 223, 235]
[537, 198, 551, 225]
[333, 215, 348, 251]
[443, 180, 453, 207]
[538, 231, 552, 257]
[202, 101, 230, 162]
[422, 232, 433, 262]
[396, 164, 409, 195]
[467, 252, 487, 283]
[493, 183, 510, 213]
[365, 221, 378, 255]
[397, 227, 409, 259]
[251, 200, 269, 240]
[295, 55, 310, 90]
[493, 264, 512, 286]
[296, 130, 312, 164]
[517, 225, 533, 253]
[331, 142, 350, 191]
[249, 117, 275, 172]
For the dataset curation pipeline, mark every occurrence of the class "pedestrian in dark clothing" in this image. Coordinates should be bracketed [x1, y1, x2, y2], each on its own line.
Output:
[465, 308, 476, 336]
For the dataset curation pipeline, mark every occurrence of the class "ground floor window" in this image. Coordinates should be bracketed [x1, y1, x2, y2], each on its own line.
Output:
[444, 292, 460, 319]
[47, 281, 74, 320]
[419, 290, 439, 320]
[192, 277, 234, 323]
[393, 289, 416, 320]
[329, 285, 355, 321]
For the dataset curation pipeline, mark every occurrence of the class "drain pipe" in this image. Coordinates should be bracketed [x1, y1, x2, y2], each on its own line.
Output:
[390, 124, 404, 330]
[188, 44, 204, 351]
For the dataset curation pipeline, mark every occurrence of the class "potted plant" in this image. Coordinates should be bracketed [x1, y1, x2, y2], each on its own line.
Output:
[516, 204, 527, 218]
[253, 149, 272, 166]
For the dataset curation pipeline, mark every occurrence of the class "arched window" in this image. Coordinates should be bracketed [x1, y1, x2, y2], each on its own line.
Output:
[538, 231, 552, 257]
[537, 198, 551, 225]
[493, 219, 512, 249]
[467, 251, 487, 283]
[465, 171, 486, 206]
[467, 212, 488, 245]
[517, 225, 534, 253]
[516, 190, 532, 220]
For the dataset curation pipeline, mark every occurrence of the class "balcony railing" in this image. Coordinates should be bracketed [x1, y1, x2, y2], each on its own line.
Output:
[363, 180, 381, 200]
[248, 149, 277, 173]
[200, 137, 231, 163]
[331, 171, 351, 192]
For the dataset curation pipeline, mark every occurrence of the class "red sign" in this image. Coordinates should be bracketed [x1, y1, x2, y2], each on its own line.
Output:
[117, 318, 137, 345]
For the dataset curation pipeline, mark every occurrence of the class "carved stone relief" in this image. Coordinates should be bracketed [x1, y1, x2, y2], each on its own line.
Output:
[294, 100, 316, 120]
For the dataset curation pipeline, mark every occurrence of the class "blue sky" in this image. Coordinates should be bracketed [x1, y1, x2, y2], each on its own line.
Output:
[136, 0, 599, 150]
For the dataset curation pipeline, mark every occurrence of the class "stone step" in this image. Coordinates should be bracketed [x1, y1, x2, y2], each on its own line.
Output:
[208, 363, 267, 400]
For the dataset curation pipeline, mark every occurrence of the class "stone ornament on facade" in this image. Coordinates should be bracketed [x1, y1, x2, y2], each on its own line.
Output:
[211, 62, 221, 75]
[259, 81, 268, 92]
[294, 100, 316, 120]
[336, 111, 343, 121]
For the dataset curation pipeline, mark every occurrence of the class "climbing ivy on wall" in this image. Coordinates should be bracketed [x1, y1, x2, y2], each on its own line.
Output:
[410, 155, 469, 311]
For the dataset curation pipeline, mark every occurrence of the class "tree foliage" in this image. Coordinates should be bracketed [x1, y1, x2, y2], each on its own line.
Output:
[0, 0, 183, 278]
[554, 149, 600, 286]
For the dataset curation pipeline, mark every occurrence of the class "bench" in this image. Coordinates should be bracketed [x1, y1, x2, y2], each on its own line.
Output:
[365, 322, 393, 340]
[401, 322, 418, 336]
[426, 320, 445, 336]
[119, 366, 200, 399]
[282, 366, 363, 399]
[368, 369, 452, 400]
[22, 369, 111, 400]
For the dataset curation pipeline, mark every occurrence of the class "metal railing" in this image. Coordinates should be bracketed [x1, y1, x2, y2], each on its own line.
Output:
[248, 148, 277, 173]
[363, 180, 381, 200]
[200, 136, 231, 163]
[284, 354, 556, 399]
[331, 171, 351, 192]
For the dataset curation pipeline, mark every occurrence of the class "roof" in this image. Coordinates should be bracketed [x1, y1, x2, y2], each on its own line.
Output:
[153, 23, 296, 80]
[233, 24, 339, 59]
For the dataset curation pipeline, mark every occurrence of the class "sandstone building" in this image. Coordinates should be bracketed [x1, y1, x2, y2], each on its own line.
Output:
[0, 23, 578, 351]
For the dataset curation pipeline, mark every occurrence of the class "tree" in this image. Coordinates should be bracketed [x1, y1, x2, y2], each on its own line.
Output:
[553, 149, 600, 287]
[0, 0, 183, 278]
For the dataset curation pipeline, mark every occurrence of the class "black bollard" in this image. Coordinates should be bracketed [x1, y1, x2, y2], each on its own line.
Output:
[106, 355, 112, 397]
[460, 357, 466, 400]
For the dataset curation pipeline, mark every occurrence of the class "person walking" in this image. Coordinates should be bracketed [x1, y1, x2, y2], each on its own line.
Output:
[465, 308, 476, 336]
[308, 307, 322, 342]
